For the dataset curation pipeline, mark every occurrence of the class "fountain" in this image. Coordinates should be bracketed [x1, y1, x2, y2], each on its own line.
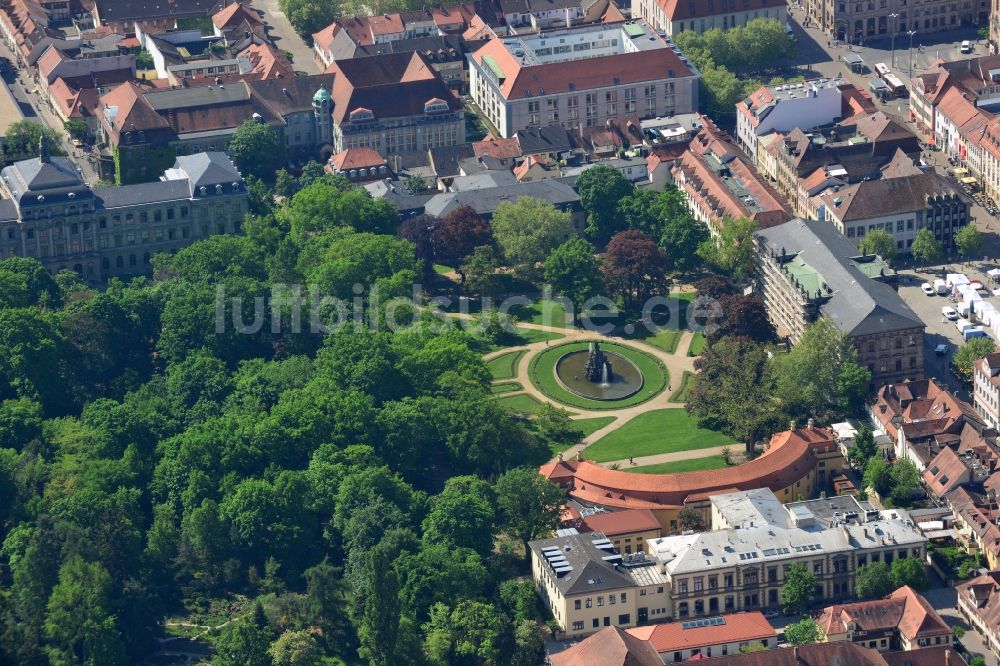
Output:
[584, 342, 613, 385]
[554, 341, 645, 401]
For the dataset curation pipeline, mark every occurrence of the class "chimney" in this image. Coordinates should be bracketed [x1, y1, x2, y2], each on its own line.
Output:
[807, 418, 814, 429]
[793, 646, 800, 663]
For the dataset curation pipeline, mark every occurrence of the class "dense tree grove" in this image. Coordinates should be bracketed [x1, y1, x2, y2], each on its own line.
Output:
[0, 168, 568, 666]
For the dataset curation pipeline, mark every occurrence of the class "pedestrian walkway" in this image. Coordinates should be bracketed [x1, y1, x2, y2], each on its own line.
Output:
[471, 312, 703, 461]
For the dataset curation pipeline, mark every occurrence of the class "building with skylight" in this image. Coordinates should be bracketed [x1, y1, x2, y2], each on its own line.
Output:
[467, 19, 699, 137]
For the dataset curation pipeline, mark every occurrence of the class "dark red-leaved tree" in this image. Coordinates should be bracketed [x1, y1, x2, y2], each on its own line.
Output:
[713, 293, 775, 343]
[433, 205, 493, 269]
[398, 213, 439, 282]
[692, 274, 736, 300]
[602, 229, 670, 309]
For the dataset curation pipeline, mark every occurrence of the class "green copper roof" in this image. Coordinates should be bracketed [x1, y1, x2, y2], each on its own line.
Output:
[313, 86, 331, 104]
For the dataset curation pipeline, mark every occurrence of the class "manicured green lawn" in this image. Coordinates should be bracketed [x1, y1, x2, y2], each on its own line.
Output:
[668, 371, 696, 403]
[497, 393, 546, 415]
[487, 350, 527, 380]
[517, 327, 565, 344]
[573, 416, 616, 438]
[491, 382, 524, 394]
[477, 327, 565, 354]
[687, 332, 706, 357]
[626, 455, 727, 474]
[584, 409, 734, 462]
[511, 299, 574, 328]
[529, 341, 668, 411]
[433, 264, 454, 275]
[635, 328, 683, 354]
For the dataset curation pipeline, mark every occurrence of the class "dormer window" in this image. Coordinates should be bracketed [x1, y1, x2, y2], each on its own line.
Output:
[349, 108, 374, 123]
[424, 98, 449, 114]
[200, 186, 208, 196]
[216, 184, 223, 194]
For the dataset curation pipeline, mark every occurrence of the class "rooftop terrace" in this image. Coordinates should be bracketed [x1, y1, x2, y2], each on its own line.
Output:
[500, 20, 666, 67]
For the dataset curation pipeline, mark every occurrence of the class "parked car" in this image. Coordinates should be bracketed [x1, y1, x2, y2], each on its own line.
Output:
[943, 306, 959, 320]
[934, 279, 949, 295]
[971, 280, 984, 290]
[935, 343, 950, 355]
[961, 40, 973, 54]
[763, 610, 780, 619]
[921, 282, 935, 296]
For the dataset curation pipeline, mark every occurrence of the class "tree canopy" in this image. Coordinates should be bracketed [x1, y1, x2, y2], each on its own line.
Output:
[228, 119, 281, 182]
[0, 169, 564, 666]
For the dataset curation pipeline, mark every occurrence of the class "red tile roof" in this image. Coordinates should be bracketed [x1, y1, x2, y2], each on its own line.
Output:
[212, 2, 262, 29]
[238, 42, 294, 79]
[99, 80, 170, 134]
[368, 12, 404, 36]
[817, 586, 950, 643]
[698, 642, 887, 665]
[672, 120, 791, 230]
[580, 509, 661, 537]
[542, 427, 829, 510]
[627, 612, 775, 653]
[550, 626, 662, 666]
[330, 147, 387, 171]
[473, 135, 521, 159]
[470, 27, 693, 100]
[882, 646, 968, 666]
[325, 51, 459, 124]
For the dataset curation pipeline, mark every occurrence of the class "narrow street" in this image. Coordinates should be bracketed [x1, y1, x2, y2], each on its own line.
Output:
[248, 0, 322, 74]
[0, 39, 100, 184]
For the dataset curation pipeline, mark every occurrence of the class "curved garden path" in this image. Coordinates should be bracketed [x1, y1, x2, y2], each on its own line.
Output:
[466, 314, 701, 462]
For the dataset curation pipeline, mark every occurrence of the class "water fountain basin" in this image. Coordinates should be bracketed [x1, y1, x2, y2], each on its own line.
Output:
[554, 347, 644, 401]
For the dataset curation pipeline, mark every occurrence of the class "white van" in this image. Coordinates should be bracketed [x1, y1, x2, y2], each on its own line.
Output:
[933, 279, 949, 295]
[961, 40, 973, 54]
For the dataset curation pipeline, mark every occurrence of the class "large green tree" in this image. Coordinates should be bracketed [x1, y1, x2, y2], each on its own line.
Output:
[4, 120, 66, 158]
[495, 467, 564, 546]
[687, 336, 784, 454]
[856, 561, 894, 599]
[785, 618, 822, 646]
[228, 119, 281, 182]
[43, 556, 127, 666]
[857, 228, 897, 265]
[772, 318, 871, 416]
[491, 197, 574, 275]
[576, 165, 635, 245]
[543, 238, 603, 321]
[891, 557, 929, 591]
[421, 475, 497, 558]
[953, 337, 997, 381]
[278, 0, 342, 36]
[912, 227, 943, 266]
[956, 224, 984, 261]
[780, 563, 816, 614]
[697, 218, 758, 281]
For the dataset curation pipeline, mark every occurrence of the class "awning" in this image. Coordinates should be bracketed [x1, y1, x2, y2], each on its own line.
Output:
[954, 167, 969, 175]
[961, 176, 978, 184]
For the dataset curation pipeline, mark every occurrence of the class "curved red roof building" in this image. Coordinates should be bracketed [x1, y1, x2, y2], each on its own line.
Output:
[541, 426, 841, 531]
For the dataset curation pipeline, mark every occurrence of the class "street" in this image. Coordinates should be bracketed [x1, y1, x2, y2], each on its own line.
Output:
[248, 0, 322, 74]
[0, 38, 100, 184]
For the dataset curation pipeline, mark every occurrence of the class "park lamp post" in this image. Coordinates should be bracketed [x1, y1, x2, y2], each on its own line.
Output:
[907, 30, 918, 79]
[889, 13, 899, 68]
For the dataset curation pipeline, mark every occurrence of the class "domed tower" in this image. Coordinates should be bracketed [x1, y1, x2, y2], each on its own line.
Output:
[312, 86, 333, 146]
